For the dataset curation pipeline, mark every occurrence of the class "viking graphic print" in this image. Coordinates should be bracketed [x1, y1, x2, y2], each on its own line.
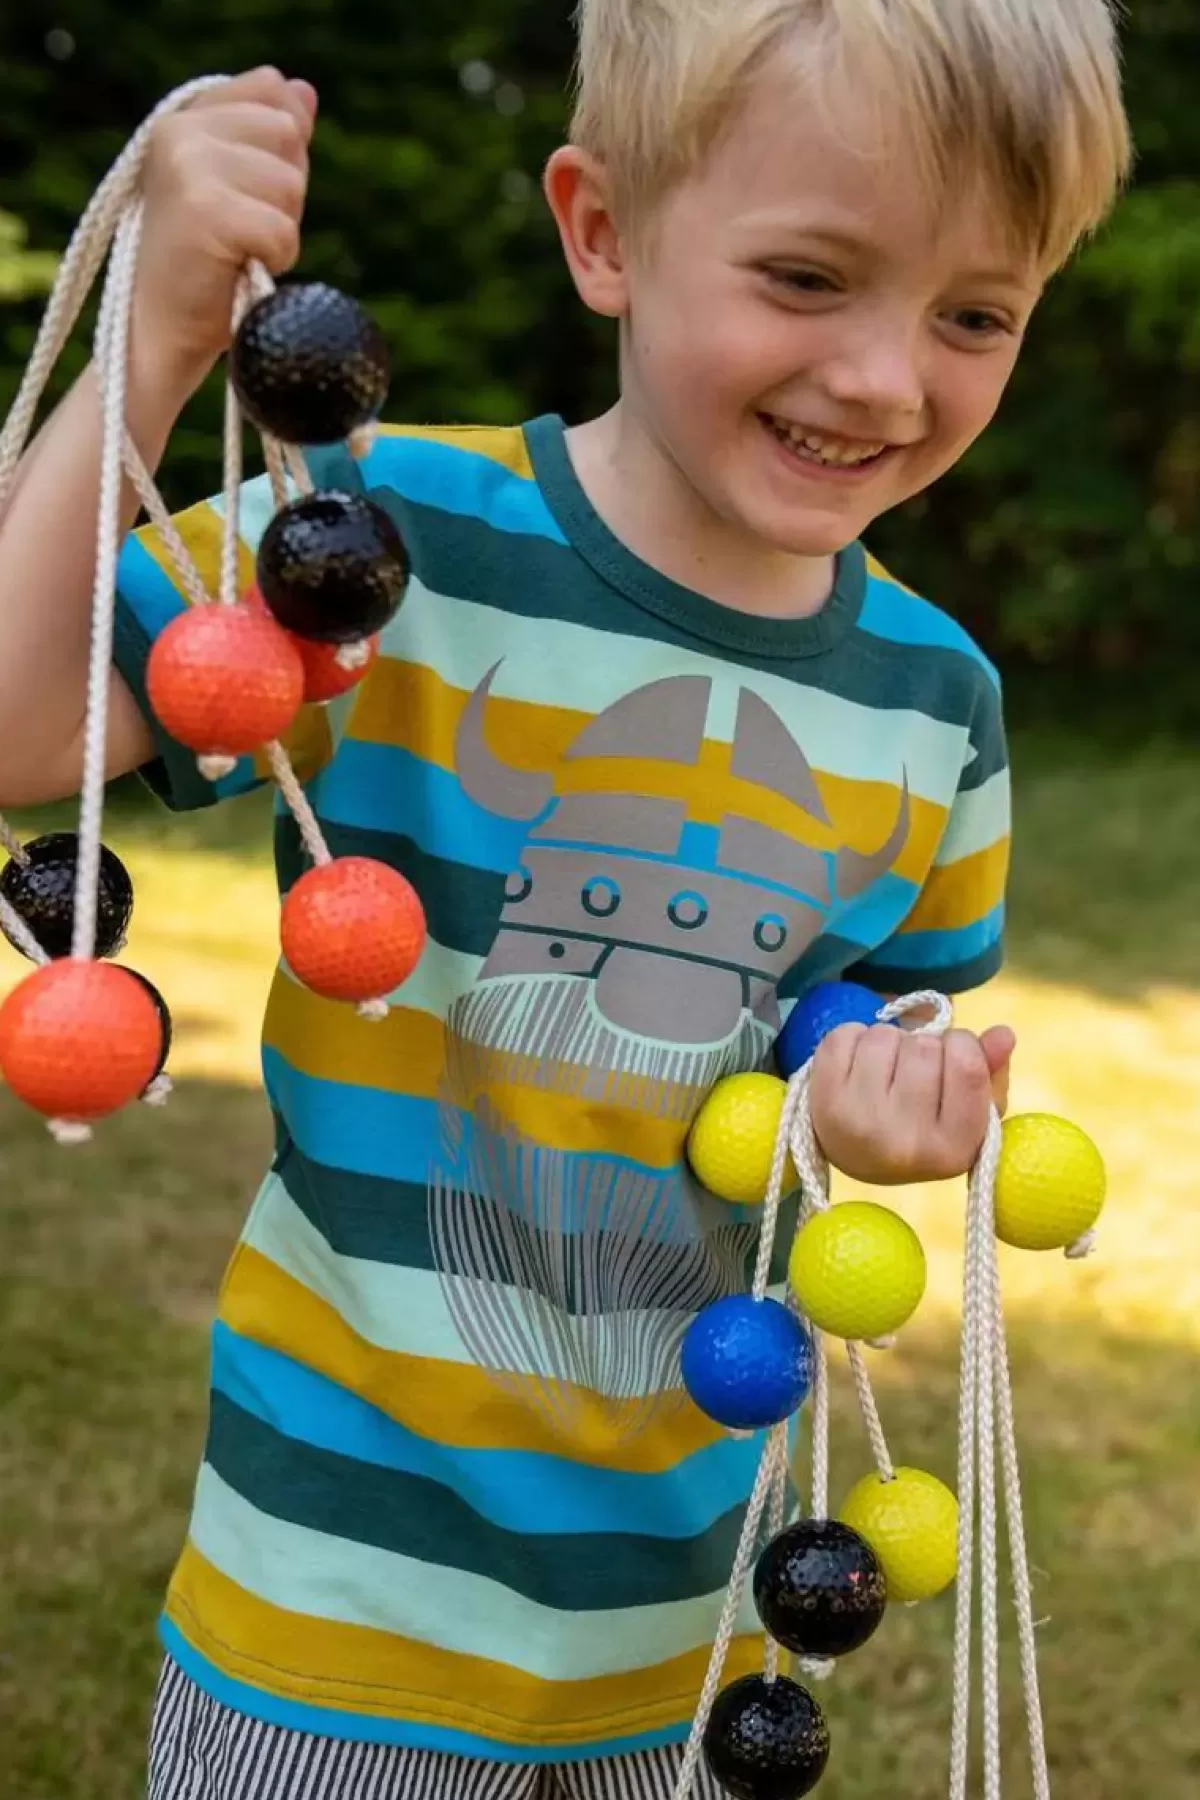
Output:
[429, 664, 909, 1433]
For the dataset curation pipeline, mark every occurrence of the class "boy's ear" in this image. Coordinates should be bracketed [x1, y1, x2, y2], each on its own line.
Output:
[543, 146, 630, 319]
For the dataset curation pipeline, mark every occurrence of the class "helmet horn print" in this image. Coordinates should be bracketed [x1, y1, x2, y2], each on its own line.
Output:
[457, 662, 555, 822]
[835, 777, 911, 900]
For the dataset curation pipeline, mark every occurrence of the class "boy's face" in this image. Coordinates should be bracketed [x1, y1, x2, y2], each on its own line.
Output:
[615, 65, 1043, 559]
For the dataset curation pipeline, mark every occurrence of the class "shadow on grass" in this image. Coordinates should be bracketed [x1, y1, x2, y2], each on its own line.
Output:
[1, 1074, 1198, 1800]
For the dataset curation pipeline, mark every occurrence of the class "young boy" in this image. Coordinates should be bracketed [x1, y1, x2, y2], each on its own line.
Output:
[0, 1, 1130, 1795]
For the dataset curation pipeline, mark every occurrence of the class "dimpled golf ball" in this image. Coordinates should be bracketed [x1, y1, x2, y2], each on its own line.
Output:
[687, 1073, 797, 1206]
[703, 1673, 830, 1800]
[280, 857, 426, 1002]
[993, 1112, 1106, 1251]
[146, 601, 305, 754]
[681, 1295, 813, 1431]
[0, 960, 163, 1122]
[776, 979, 893, 1079]
[788, 1201, 926, 1340]
[753, 1518, 887, 1658]
[838, 1467, 958, 1604]
[229, 281, 390, 445]
[0, 833, 133, 961]
[257, 491, 410, 644]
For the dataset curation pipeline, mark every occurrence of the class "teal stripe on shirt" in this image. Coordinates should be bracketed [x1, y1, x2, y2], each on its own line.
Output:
[210, 1320, 764, 1540]
[205, 1393, 751, 1611]
[187, 1462, 761, 1679]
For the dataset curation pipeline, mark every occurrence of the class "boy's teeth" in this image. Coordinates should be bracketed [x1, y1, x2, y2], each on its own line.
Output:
[771, 418, 885, 466]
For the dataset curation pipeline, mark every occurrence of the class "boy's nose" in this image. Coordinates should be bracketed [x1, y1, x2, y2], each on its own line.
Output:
[817, 330, 926, 429]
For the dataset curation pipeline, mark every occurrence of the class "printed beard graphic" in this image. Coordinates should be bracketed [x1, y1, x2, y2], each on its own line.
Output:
[429, 668, 909, 1437]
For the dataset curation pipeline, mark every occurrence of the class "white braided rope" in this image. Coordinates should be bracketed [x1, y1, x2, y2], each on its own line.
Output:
[670, 1423, 791, 1800]
[0, 893, 49, 965]
[0, 77, 396, 1042]
[71, 198, 143, 964]
[670, 988, 1061, 1799]
[671, 997, 921, 1799]
[0, 816, 28, 863]
[951, 1104, 1052, 1800]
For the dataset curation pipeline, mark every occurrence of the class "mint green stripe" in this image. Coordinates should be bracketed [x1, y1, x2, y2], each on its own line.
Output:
[375, 576, 973, 802]
[934, 770, 1011, 865]
[210, 470, 302, 553]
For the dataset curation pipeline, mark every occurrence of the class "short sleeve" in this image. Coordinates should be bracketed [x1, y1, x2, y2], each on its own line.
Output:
[113, 466, 341, 813]
[848, 669, 1011, 997]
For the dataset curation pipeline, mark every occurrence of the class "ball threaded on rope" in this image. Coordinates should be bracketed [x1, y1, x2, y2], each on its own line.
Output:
[681, 1295, 813, 1431]
[0, 960, 163, 1123]
[256, 491, 409, 644]
[229, 281, 390, 446]
[0, 833, 133, 961]
[703, 1673, 831, 1800]
[280, 857, 426, 1003]
[146, 601, 305, 757]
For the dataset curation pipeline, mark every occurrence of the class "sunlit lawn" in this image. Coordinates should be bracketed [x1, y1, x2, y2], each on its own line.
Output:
[1, 739, 1198, 1798]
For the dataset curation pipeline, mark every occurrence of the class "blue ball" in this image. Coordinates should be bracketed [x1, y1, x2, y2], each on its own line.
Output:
[682, 1296, 814, 1430]
[775, 980, 893, 1079]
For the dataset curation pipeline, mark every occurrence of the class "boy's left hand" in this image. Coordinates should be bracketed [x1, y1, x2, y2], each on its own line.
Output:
[808, 1023, 1015, 1186]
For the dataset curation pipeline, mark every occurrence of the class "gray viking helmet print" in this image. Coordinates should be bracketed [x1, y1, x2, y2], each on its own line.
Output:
[429, 666, 909, 1436]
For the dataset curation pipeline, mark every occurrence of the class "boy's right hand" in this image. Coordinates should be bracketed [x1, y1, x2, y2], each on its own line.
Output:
[134, 67, 317, 397]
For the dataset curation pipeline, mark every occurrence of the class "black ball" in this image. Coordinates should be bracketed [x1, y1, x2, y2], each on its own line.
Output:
[754, 1519, 887, 1659]
[256, 490, 410, 643]
[229, 281, 390, 445]
[123, 969, 173, 1085]
[703, 1674, 830, 1800]
[0, 833, 133, 961]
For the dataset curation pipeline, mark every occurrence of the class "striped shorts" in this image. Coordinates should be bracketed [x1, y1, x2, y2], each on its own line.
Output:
[148, 1657, 726, 1800]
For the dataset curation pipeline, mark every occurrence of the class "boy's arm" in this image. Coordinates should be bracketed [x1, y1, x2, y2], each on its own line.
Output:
[0, 339, 202, 808]
[0, 68, 316, 811]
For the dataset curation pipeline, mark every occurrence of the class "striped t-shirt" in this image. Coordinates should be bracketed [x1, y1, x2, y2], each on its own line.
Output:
[113, 415, 1010, 1763]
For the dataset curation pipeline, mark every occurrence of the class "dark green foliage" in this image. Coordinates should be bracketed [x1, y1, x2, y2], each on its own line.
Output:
[0, 1, 1196, 718]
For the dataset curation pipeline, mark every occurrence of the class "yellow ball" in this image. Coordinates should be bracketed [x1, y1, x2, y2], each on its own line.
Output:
[839, 1467, 958, 1603]
[687, 1073, 796, 1206]
[993, 1112, 1106, 1251]
[788, 1201, 926, 1340]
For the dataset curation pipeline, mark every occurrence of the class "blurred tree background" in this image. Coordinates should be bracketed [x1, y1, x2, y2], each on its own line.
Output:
[0, 0, 1197, 728]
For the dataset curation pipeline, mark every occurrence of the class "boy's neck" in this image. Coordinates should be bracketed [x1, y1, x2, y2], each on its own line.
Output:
[564, 404, 839, 621]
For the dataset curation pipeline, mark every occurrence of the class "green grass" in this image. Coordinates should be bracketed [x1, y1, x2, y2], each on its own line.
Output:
[2, 742, 1199, 1798]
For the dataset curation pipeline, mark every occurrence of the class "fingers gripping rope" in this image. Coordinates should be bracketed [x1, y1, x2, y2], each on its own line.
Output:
[0, 78, 393, 1033]
[671, 991, 1053, 1800]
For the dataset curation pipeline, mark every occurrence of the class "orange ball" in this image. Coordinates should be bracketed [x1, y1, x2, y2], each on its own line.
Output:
[147, 601, 305, 754]
[281, 858, 426, 1002]
[0, 960, 163, 1120]
[246, 583, 380, 703]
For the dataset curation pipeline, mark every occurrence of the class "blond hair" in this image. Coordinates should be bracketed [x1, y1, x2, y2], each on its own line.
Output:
[570, 0, 1132, 271]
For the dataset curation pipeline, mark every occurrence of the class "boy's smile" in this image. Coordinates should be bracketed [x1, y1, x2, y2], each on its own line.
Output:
[549, 56, 1044, 619]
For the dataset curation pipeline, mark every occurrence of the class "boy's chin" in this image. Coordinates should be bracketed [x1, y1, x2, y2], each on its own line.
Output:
[739, 505, 870, 560]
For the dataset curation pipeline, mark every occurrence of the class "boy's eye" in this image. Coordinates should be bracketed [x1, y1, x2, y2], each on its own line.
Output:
[764, 266, 841, 296]
[947, 307, 1013, 339]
